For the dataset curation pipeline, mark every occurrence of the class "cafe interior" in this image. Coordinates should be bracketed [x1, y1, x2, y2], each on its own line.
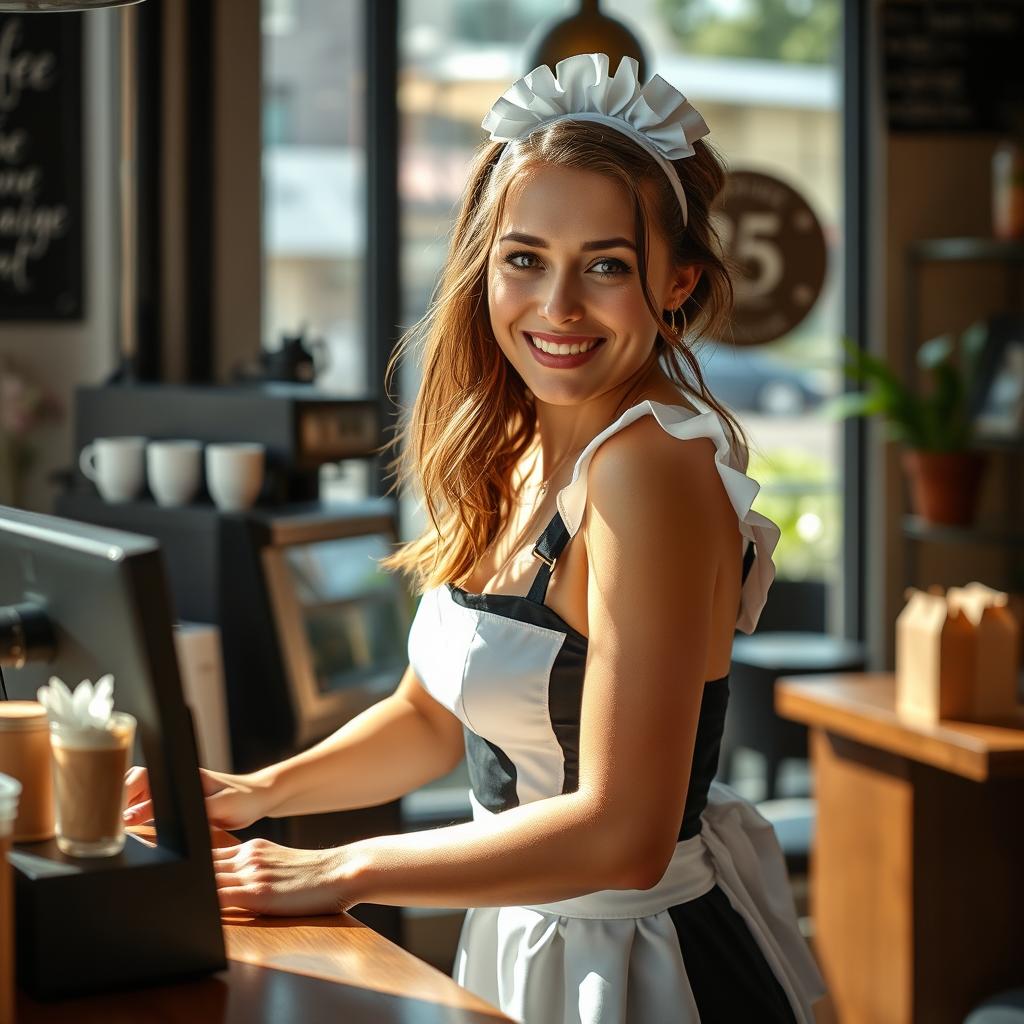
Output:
[0, 0, 1022, 1022]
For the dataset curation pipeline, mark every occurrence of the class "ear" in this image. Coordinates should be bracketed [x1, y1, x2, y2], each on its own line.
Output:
[665, 264, 702, 310]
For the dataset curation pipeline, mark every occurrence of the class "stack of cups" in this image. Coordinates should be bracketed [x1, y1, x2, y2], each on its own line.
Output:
[0, 773, 21, 1024]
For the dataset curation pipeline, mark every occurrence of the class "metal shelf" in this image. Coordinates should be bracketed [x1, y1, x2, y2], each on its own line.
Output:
[902, 515, 1024, 548]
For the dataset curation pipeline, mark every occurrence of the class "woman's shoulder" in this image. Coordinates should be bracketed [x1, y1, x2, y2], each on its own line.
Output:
[585, 412, 735, 540]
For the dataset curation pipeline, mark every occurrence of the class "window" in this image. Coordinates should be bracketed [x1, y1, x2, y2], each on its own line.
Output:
[605, 0, 844, 601]
[398, 0, 845, 606]
[261, 0, 367, 397]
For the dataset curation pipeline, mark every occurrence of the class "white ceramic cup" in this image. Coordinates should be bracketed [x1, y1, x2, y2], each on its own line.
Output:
[205, 443, 265, 512]
[147, 440, 202, 507]
[78, 436, 147, 503]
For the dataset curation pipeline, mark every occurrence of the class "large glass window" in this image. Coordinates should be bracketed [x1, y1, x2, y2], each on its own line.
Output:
[603, 0, 844, 598]
[261, 0, 366, 396]
[398, 1, 844, 607]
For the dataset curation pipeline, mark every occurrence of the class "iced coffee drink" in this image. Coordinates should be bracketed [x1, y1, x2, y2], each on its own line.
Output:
[49, 712, 136, 858]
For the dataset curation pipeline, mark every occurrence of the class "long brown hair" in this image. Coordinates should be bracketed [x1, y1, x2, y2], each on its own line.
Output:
[378, 119, 749, 594]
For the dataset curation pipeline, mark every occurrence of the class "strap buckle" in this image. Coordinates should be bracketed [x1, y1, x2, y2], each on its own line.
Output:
[531, 543, 556, 570]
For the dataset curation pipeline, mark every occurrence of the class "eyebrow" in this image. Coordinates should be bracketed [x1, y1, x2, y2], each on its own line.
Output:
[499, 231, 636, 252]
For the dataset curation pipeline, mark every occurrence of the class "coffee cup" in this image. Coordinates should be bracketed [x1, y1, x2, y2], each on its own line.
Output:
[0, 700, 55, 842]
[79, 436, 147, 503]
[205, 443, 265, 512]
[49, 712, 136, 858]
[147, 440, 202, 507]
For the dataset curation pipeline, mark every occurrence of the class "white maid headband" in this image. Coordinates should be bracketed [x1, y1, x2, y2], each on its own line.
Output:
[481, 52, 710, 225]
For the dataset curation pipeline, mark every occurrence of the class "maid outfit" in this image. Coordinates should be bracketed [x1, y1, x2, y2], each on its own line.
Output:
[404, 51, 827, 1023]
[407, 397, 827, 1023]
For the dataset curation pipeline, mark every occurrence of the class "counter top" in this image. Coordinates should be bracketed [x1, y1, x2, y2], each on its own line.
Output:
[17, 824, 511, 1023]
[775, 671, 1024, 781]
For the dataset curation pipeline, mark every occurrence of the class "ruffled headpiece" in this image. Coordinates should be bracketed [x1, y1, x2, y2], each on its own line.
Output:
[481, 52, 709, 224]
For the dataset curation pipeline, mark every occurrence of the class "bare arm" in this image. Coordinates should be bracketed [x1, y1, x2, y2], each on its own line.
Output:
[256, 663, 466, 819]
[331, 426, 733, 909]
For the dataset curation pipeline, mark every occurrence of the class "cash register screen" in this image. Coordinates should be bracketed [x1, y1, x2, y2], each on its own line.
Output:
[278, 533, 407, 695]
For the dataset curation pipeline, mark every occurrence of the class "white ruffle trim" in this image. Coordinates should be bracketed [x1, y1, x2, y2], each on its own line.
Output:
[554, 396, 781, 634]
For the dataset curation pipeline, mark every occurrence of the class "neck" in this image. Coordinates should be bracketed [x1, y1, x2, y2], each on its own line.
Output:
[530, 363, 670, 471]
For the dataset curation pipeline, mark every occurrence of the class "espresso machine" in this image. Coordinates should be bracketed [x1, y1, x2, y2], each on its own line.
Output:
[55, 383, 413, 940]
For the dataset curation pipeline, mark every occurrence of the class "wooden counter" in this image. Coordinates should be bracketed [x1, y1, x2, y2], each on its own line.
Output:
[776, 672, 1024, 1024]
[16, 825, 512, 1023]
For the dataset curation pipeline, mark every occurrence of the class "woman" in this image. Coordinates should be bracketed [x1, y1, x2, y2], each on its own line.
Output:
[124, 53, 826, 1023]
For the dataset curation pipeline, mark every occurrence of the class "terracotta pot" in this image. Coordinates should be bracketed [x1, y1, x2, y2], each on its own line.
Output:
[901, 449, 988, 526]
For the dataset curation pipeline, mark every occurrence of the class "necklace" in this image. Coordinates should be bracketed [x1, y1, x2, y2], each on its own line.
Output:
[484, 442, 584, 584]
[520, 441, 580, 496]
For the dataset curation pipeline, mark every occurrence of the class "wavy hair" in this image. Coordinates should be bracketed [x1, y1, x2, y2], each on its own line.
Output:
[378, 119, 750, 594]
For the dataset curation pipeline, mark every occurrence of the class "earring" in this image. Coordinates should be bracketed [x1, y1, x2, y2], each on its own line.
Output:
[667, 306, 686, 339]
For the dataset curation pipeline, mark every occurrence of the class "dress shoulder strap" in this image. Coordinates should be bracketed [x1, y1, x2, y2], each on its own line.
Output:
[524, 398, 780, 634]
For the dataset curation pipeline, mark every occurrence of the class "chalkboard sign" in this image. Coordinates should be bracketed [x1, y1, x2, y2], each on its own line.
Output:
[883, 1, 1024, 134]
[0, 14, 82, 320]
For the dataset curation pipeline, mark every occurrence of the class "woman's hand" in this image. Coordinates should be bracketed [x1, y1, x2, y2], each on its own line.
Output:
[212, 838, 363, 917]
[122, 765, 276, 832]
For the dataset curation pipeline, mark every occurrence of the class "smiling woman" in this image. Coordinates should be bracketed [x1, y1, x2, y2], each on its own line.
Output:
[379, 63, 747, 594]
[122, 51, 823, 1024]
[488, 166, 701, 401]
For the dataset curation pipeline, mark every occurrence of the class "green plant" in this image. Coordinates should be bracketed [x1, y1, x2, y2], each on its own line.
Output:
[821, 324, 987, 451]
[747, 448, 839, 581]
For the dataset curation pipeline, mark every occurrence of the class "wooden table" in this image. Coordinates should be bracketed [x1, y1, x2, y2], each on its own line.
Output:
[17, 825, 512, 1023]
[776, 672, 1024, 1024]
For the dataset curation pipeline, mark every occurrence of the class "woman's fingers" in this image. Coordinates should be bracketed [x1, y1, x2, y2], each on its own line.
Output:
[216, 885, 259, 912]
[123, 765, 148, 805]
[122, 799, 153, 824]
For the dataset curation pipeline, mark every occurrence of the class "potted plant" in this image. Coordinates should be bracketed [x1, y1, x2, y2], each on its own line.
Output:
[824, 325, 988, 526]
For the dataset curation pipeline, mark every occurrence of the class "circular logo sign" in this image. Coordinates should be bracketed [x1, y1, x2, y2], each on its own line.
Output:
[712, 170, 828, 347]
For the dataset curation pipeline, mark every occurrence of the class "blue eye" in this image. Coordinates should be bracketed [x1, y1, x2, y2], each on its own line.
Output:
[504, 251, 540, 270]
[590, 257, 631, 277]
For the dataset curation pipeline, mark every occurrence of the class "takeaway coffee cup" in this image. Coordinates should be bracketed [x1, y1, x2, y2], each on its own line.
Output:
[0, 700, 55, 842]
[147, 440, 202, 507]
[79, 436, 147, 503]
[49, 712, 136, 858]
[205, 443, 265, 512]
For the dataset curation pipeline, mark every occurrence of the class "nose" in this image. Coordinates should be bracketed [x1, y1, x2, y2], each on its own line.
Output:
[539, 269, 584, 325]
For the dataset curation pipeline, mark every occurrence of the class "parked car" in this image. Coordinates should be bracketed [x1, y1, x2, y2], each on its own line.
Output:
[688, 342, 826, 416]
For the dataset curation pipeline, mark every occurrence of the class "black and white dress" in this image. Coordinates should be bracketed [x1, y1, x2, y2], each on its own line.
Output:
[407, 397, 827, 1024]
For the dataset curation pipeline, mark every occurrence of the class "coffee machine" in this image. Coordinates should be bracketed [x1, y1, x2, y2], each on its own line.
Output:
[55, 383, 412, 940]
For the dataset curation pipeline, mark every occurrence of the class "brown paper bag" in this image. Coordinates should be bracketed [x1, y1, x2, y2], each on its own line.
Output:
[896, 587, 974, 722]
[947, 583, 1020, 720]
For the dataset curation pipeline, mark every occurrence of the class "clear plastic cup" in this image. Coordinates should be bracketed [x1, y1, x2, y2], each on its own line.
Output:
[49, 713, 136, 858]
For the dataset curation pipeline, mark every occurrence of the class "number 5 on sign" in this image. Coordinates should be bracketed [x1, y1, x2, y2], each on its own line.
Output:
[713, 170, 828, 347]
